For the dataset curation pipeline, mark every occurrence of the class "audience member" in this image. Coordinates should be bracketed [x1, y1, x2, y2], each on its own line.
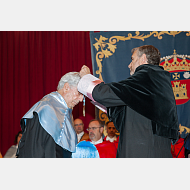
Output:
[4, 131, 22, 158]
[87, 119, 117, 158]
[104, 121, 119, 149]
[74, 118, 89, 142]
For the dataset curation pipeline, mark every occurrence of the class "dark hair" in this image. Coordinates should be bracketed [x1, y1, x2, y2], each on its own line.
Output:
[132, 45, 161, 65]
[105, 121, 112, 126]
[89, 119, 104, 128]
[14, 131, 22, 144]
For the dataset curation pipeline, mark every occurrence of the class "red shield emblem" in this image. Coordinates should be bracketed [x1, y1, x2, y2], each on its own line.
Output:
[160, 51, 190, 105]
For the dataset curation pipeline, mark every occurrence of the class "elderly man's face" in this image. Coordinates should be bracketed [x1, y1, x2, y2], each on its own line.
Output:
[64, 85, 83, 109]
[128, 50, 141, 76]
[107, 122, 116, 138]
[88, 121, 103, 142]
[74, 118, 84, 134]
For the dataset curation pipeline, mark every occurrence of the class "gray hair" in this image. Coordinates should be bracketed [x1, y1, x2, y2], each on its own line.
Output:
[89, 119, 104, 128]
[131, 45, 161, 65]
[57, 72, 81, 91]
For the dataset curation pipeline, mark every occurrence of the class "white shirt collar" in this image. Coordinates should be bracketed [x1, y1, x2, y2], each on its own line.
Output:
[106, 136, 117, 142]
[91, 137, 103, 145]
[77, 131, 84, 142]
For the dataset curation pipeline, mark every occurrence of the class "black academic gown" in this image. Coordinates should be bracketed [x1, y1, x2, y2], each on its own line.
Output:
[16, 112, 72, 158]
[92, 64, 179, 158]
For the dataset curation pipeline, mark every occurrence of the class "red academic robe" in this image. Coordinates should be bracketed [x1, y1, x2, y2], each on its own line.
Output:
[104, 136, 119, 150]
[88, 140, 117, 158]
[171, 137, 185, 158]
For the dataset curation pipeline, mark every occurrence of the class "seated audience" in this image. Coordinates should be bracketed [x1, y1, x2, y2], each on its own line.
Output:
[4, 131, 22, 158]
[104, 121, 119, 149]
[87, 119, 117, 158]
[74, 118, 89, 143]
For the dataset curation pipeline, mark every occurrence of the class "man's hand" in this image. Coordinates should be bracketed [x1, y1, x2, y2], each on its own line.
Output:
[79, 65, 91, 78]
[92, 80, 103, 86]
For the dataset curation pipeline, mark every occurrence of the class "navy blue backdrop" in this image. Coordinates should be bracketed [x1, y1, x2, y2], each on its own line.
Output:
[90, 31, 190, 146]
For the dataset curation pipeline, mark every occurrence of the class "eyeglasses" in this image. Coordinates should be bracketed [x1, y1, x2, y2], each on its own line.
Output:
[87, 127, 101, 131]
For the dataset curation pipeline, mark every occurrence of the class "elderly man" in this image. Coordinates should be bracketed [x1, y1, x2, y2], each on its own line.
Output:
[87, 119, 117, 158]
[16, 72, 83, 158]
[74, 118, 89, 142]
[79, 45, 179, 158]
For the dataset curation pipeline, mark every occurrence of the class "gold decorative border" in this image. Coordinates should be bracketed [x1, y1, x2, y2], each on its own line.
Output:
[93, 31, 190, 80]
[179, 124, 190, 135]
[99, 110, 120, 136]
[99, 111, 109, 136]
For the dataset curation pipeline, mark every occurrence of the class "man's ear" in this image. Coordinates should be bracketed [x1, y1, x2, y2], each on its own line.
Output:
[100, 127, 104, 134]
[63, 82, 70, 92]
[140, 54, 148, 65]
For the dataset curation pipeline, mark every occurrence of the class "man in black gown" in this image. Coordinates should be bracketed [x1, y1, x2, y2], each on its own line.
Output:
[16, 72, 83, 158]
[79, 45, 179, 158]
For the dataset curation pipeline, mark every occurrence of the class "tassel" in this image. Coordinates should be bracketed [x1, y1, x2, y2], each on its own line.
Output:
[83, 95, 85, 117]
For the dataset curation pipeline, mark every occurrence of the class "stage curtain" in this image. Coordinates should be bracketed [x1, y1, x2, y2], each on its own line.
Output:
[0, 31, 95, 156]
